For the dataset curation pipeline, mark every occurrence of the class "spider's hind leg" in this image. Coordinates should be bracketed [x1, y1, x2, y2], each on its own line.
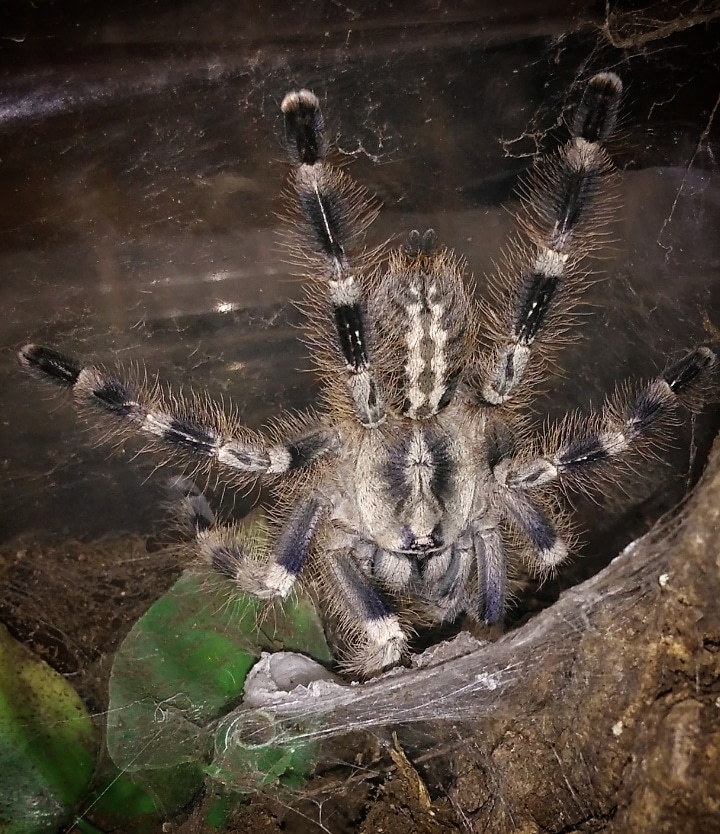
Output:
[281, 90, 385, 429]
[480, 72, 623, 406]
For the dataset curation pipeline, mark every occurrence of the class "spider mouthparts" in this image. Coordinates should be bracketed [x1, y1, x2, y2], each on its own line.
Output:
[399, 532, 443, 555]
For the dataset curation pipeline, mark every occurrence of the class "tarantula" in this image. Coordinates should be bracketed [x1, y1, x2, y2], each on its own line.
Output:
[19, 72, 716, 676]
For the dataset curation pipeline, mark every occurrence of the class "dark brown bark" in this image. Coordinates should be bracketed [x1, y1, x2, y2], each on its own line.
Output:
[232, 434, 720, 833]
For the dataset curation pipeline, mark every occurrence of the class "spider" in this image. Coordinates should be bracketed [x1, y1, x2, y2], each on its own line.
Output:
[19, 72, 717, 677]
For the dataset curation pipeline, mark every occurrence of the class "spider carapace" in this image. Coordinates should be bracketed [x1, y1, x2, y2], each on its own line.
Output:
[20, 72, 716, 676]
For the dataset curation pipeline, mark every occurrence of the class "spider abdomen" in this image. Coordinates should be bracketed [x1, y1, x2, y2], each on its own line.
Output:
[373, 239, 474, 419]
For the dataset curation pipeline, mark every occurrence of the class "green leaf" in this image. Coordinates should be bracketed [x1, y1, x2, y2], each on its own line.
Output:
[210, 710, 321, 794]
[0, 624, 97, 834]
[106, 565, 332, 811]
[79, 761, 173, 832]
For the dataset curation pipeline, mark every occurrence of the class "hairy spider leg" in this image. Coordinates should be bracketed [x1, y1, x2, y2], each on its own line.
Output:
[17, 347, 340, 598]
[200, 495, 327, 598]
[321, 548, 407, 675]
[495, 489, 568, 575]
[472, 525, 507, 624]
[17, 345, 337, 482]
[168, 475, 216, 533]
[495, 346, 718, 493]
[282, 90, 385, 428]
[481, 72, 623, 405]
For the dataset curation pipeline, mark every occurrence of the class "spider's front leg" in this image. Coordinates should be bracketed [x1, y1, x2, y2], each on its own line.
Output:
[18, 345, 339, 599]
[480, 72, 623, 406]
[318, 544, 407, 676]
[177, 481, 328, 600]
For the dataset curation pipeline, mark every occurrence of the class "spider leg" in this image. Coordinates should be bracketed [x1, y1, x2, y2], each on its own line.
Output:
[168, 474, 216, 533]
[282, 90, 385, 428]
[472, 524, 508, 624]
[18, 344, 337, 483]
[166, 479, 406, 670]
[171, 472, 326, 598]
[480, 72, 623, 405]
[321, 548, 406, 675]
[493, 346, 718, 491]
[207, 496, 326, 599]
